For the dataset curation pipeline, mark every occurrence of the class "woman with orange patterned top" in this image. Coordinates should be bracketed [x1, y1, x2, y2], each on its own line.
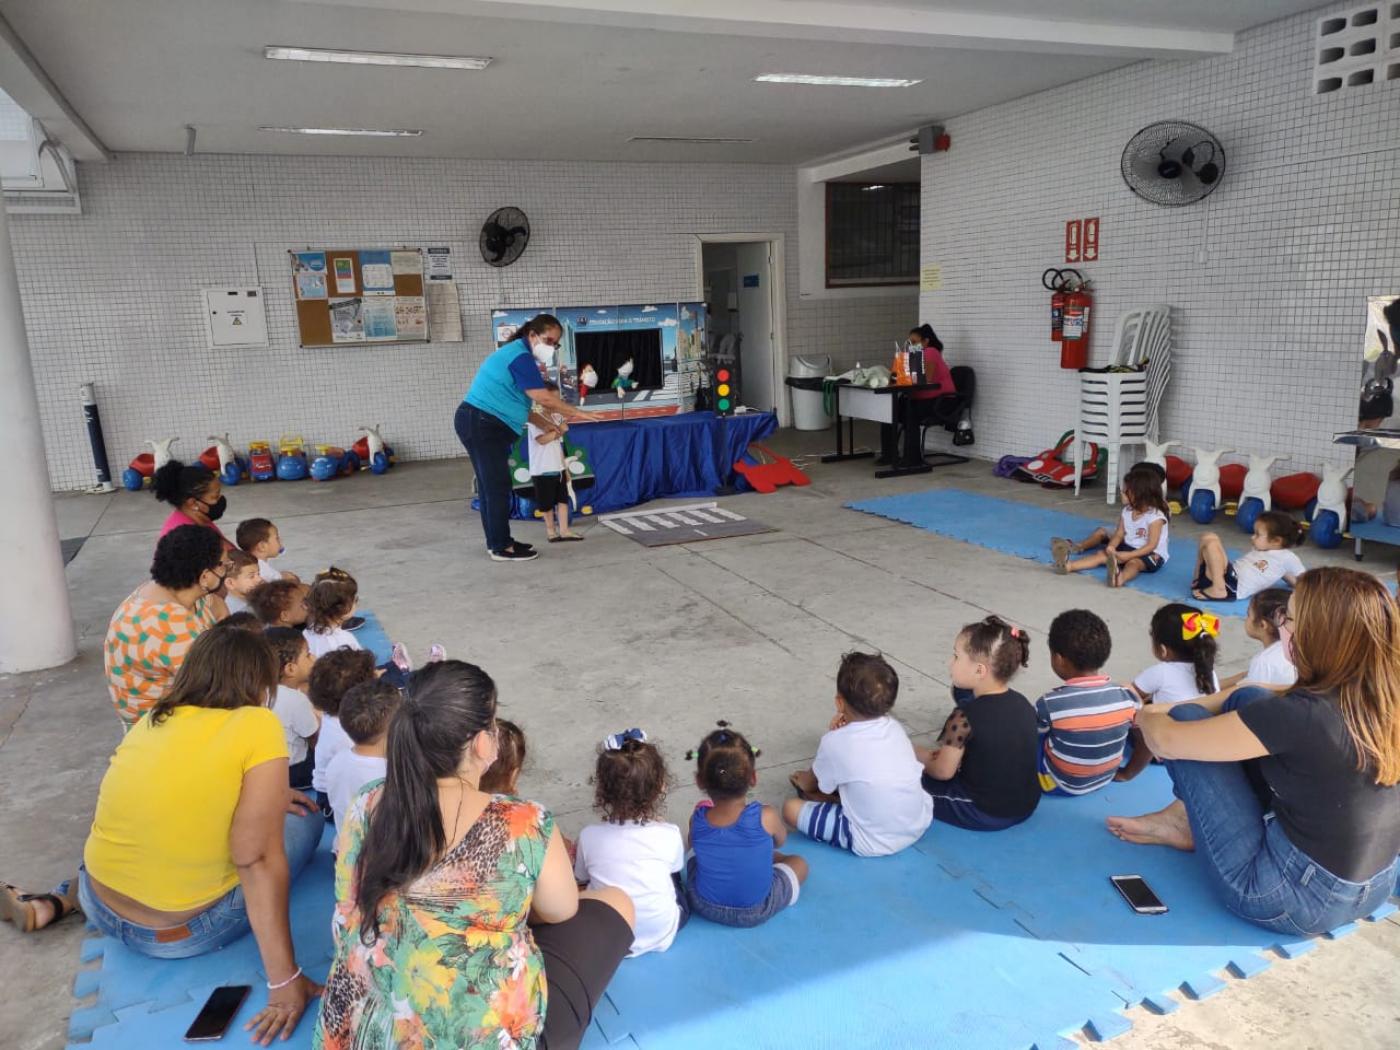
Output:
[104, 525, 229, 727]
[315, 661, 634, 1050]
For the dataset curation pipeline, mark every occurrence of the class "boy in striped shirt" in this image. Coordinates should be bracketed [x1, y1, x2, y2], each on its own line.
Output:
[1036, 609, 1139, 795]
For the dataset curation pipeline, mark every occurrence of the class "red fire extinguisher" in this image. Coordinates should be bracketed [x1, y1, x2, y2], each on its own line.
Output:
[1043, 268, 1090, 368]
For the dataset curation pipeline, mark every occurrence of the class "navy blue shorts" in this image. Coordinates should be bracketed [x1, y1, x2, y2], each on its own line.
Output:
[1117, 541, 1164, 573]
[921, 774, 1031, 831]
[1194, 561, 1239, 600]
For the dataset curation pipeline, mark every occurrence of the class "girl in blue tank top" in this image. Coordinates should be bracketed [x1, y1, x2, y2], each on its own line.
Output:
[685, 723, 809, 928]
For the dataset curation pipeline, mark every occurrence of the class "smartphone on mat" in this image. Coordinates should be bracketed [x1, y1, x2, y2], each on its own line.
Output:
[1110, 874, 1168, 914]
[183, 984, 251, 1042]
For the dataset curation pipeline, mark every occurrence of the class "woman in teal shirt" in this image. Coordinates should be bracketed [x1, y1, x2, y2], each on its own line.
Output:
[455, 314, 590, 561]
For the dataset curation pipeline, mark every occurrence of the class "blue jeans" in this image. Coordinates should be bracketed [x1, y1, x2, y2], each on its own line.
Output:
[455, 401, 520, 553]
[77, 808, 323, 959]
[684, 856, 798, 927]
[1164, 687, 1398, 936]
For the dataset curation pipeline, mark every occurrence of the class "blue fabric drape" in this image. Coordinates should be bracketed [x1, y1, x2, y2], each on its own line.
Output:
[505, 411, 777, 518]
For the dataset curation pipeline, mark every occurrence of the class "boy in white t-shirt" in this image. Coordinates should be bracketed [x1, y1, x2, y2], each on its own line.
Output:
[307, 647, 378, 823]
[573, 733, 687, 956]
[527, 405, 581, 543]
[783, 652, 932, 856]
[1192, 510, 1305, 603]
[265, 627, 321, 790]
[325, 679, 401, 831]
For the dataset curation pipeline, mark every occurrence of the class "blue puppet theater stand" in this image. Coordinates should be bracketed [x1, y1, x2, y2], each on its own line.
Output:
[491, 410, 777, 519]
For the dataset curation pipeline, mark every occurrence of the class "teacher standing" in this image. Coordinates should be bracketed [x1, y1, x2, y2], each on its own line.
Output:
[455, 314, 591, 563]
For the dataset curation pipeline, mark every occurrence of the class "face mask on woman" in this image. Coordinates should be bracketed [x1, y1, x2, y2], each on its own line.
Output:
[195, 494, 228, 521]
[531, 336, 556, 367]
[1279, 622, 1295, 664]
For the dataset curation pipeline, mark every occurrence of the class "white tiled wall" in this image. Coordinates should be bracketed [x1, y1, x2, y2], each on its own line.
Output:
[13, 155, 913, 489]
[920, 2, 1400, 475]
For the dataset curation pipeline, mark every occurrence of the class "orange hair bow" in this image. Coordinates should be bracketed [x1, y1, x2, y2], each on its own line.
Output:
[1181, 611, 1220, 639]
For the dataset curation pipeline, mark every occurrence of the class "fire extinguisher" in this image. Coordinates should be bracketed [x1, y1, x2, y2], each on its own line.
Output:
[1042, 268, 1090, 368]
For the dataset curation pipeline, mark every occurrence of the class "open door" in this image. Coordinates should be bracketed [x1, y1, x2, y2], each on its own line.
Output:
[734, 242, 774, 412]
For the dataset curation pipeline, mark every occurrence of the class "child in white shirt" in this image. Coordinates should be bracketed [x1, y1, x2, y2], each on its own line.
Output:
[1055, 467, 1169, 588]
[1220, 588, 1296, 689]
[1192, 510, 1305, 603]
[325, 679, 401, 831]
[783, 652, 932, 856]
[304, 567, 362, 659]
[573, 732, 686, 957]
[236, 517, 299, 583]
[1118, 602, 1220, 781]
[307, 647, 378, 822]
[223, 550, 263, 615]
[265, 627, 320, 790]
[527, 407, 581, 543]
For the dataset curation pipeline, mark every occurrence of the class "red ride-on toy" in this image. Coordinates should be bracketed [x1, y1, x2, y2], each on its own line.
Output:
[1018, 431, 1102, 488]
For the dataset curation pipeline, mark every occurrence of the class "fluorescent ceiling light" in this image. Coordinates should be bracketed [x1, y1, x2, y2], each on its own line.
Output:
[264, 46, 492, 70]
[628, 135, 755, 144]
[862, 184, 887, 191]
[755, 73, 921, 88]
[259, 126, 424, 137]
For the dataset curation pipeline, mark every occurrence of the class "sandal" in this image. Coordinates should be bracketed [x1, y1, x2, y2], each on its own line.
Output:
[1, 880, 80, 933]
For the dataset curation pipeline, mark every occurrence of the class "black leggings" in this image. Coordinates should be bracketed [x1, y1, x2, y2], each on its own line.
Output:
[534, 898, 633, 1050]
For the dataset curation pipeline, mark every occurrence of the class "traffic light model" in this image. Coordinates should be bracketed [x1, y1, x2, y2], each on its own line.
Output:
[715, 367, 735, 416]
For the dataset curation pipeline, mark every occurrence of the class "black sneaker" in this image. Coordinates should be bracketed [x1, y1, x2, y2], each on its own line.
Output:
[512, 540, 536, 552]
[489, 547, 539, 562]
[343, 615, 367, 631]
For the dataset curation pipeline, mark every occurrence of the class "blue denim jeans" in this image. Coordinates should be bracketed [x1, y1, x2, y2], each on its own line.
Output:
[684, 856, 798, 927]
[455, 401, 520, 553]
[1164, 687, 1398, 936]
[77, 808, 323, 959]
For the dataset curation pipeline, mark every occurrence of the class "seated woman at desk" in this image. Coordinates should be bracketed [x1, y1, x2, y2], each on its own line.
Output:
[879, 325, 956, 466]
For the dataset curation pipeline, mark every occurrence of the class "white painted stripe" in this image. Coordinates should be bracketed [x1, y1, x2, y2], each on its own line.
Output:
[711, 508, 745, 521]
[647, 515, 677, 528]
[629, 518, 656, 531]
[669, 512, 701, 525]
[690, 510, 725, 523]
[603, 519, 633, 535]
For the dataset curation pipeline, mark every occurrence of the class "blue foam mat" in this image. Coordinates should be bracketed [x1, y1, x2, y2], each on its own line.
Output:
[348, 608, 393, 664]
[847, 489, 1255, 615]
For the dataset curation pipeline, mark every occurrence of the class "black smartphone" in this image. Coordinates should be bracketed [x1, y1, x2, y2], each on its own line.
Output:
[1110, 874, 1168, 914]
[183, 984, 251, 1042]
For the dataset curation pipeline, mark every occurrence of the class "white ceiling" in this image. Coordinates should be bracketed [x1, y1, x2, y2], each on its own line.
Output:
[0, 0, 1328, 165]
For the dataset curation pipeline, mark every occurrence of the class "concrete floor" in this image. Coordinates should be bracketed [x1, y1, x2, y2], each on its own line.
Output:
[3, 424, 1399, 1050]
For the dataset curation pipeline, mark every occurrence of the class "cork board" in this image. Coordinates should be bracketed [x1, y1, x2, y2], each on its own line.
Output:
[290, 249, 428, 348]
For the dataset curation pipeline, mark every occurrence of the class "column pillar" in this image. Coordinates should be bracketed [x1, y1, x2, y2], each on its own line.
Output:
[0, 198, 76, 672]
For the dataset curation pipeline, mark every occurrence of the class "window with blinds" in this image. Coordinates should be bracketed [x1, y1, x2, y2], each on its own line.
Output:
[825, 182, 920, 288]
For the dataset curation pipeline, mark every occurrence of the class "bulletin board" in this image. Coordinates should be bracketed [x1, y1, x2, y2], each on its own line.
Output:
[289, 248, 429, 348]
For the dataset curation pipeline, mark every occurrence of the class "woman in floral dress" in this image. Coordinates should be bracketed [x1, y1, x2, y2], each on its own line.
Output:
[316, 660, 634, 1050]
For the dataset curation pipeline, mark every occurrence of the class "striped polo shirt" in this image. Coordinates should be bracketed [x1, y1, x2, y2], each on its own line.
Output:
[1035, 676, 1139, 795]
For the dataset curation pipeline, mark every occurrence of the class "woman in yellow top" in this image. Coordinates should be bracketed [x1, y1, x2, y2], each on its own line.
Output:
[83, 627, 325, 1045]
[104, 524, 230, 727]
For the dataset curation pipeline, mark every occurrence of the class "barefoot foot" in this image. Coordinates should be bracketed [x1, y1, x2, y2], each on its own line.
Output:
[1106, 799, 1194, 851]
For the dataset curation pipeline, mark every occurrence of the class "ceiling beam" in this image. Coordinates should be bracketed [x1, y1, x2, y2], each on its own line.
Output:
[0, 11, 109, 161]
[295, 0, 1237, 58]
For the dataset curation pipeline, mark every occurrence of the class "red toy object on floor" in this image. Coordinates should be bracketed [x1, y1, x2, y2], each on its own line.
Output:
[1219, 462, 1246, 501]
[734, 444, 810, 493]
[1270, 472, 1322, 510]
[1164, 455, 1192, 491]
[1019, 431, 1099, 487]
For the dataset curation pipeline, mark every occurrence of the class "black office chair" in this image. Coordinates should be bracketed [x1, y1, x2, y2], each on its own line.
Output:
[919, 365, 976, 465]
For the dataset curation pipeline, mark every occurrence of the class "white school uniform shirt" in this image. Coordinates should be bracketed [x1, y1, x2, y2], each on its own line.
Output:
[304, 626, 362, 660]
[526, 417, 566, 476]
[273, 684, 319, 766]
[574, 821, 685, 957]
[326, 750, 387, 830]
[312, 714, 352, 793]
[812, 715, 933, 857]
[257, 558, 283, 583]
[1231, 548, 1305, 601]
[1133, 661, 1219, 705]
[1120, 505, 1169, 561]
[225, 594, 250, 615]
[1246, 641, 1296, 686]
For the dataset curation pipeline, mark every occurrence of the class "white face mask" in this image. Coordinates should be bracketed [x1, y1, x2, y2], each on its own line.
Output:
[531, 337, 556, 366]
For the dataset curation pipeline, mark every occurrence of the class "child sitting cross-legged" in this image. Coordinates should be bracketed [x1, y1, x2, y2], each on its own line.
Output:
[686, 722, 808, 928]
[1115, 602, 1220, 782]
[325, 678, 402, 830]
[264, 626, 320, 790]
[573, 731, 687, 957]
[783, 652, 932, 855]
[917, 618, 1041, 830]
[222, 549, 264, 615]
[1192, 510, 1305, 602]
[1034, 610, 1139, 797]
[308, 647, 379, 822]
[1053, 466, 1170, 588]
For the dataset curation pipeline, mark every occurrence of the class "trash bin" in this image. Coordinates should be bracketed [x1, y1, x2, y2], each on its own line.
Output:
[787, 354, 833, 431]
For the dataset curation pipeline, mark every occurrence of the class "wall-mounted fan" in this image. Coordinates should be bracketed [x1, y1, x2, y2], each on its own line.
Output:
[1120, 121, 1226, 206]
[479, 206, 530, 267]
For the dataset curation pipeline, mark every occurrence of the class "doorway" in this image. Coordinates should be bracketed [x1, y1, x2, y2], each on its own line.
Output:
[696, 234, 786, 425]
